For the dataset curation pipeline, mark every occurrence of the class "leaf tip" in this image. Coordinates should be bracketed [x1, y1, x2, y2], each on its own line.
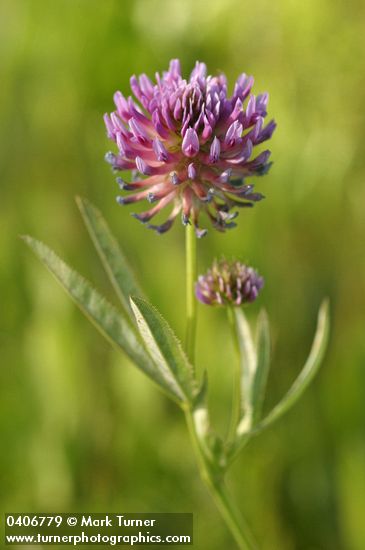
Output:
[129, 295, 144, 322]
[75, 195, 88, 211]
[20, 234, 35, 247]
[319, 298, 330, 318]
[317, 299, 330, 342]
[129, 295, 146, 307]
[129, 295, 138, 307]
[257, 307, 269, 325]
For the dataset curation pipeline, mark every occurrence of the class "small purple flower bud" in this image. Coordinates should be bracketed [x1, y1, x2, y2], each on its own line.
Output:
[233, 74, 254, 100]
[209, 136, 221, 164]
[241, 139, 253, 162]
[129, 118, 149, 144]
[113, 91, 130, 118]
[247, 150, 271, 174]
[190, 61, 207, 82]
[249, 286, 258, 301]
[230, 98, 243, 122]
[225, 121, 243, 147]
[256, 119, 277, 144]
[249, 117, 264, 142]
[153, 138, 169, 162]
[168, 59, 182, 79]
[151, 109, 170, 139]
[130, 75, 142, 100]
[111, 112, 128, 134]
[202, 119, 213, 141]
[173, 98, 182, 120]
[182, 128, 200, 157]
[256, 92, 269, 114]
[135, 156, 151, 175]
[195, 260, 264, 307]
[104, 114, 115, 138]
[246, 95, 256, 121]
[140, 74, 154, 96]
[115, 132, 128, 156]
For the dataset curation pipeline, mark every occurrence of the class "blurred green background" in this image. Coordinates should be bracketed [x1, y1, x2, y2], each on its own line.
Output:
[1, 0, 365, 548]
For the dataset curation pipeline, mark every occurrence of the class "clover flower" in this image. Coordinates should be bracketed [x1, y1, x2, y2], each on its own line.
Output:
[195, 259, 264, 306]
[104, 59, 276, 237]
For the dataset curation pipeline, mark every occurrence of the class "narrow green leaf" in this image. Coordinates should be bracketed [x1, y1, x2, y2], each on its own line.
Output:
[256, 300, 330, 433]
[234, 309, 271, 435]
[233, 308, 256, 418]
[76, 197, 143, 319]
[251, 310, 271, 425]
[22, 236, 179, 402]
[130, 296, 197, 404]
[234, 308, 270, 436]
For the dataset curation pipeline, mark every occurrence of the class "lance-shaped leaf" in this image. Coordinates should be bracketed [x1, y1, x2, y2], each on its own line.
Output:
[130, 296, 197, 405]
[233, 308, 256, 433]
[251, 310, 271, 424]
[235, 308, 271, 436]
[255, 299, 330, 433]
[22, 236, 180, 402]
[76, 197, 143, 320]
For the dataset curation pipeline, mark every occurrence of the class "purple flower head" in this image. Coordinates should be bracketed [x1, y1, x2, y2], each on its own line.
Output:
[104, 59, 276, 237]
[195, 259, 264, 306]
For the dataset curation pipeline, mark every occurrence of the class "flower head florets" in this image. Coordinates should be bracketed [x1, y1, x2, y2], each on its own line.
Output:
[195, 260, 264, 306]
[104, 59, 276, 237]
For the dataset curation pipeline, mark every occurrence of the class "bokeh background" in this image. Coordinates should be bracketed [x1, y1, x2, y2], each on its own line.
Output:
[1, 1, 365, 548]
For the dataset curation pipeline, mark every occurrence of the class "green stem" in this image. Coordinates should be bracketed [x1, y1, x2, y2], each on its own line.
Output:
[185, 223, 197, 364]
[227, 306, 242, 442]
[185, 408, 258, 550]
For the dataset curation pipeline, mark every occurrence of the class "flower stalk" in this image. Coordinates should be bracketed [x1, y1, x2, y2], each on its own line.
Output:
[185, 223, 197, 364]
